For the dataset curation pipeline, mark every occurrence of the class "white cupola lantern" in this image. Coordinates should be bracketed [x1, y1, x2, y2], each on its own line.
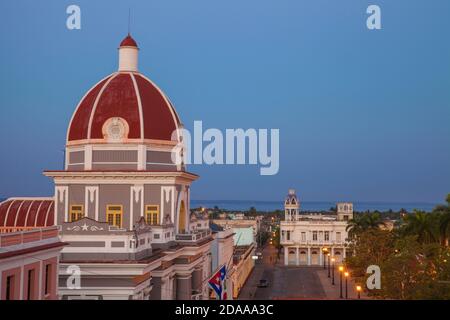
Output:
[118, 34, 139, 72]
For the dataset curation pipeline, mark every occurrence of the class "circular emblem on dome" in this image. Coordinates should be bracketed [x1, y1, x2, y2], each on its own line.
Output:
[102, 117, 129, 142]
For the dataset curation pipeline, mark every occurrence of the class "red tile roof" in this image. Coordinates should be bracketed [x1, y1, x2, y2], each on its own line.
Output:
[0, 199, 54, 228]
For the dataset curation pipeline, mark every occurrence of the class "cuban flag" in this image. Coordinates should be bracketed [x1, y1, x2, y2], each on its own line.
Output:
[208, 265, 227, 300]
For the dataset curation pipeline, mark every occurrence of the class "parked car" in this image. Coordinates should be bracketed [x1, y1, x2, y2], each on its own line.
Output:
[257, 279, 269, 288]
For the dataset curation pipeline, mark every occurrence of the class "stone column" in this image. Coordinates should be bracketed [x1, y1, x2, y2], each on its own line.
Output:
[319, 247, 323, 266]
[176, 273, 192, 300]
[171, 276, 177, 300]
[296, 247, 299, 266]
[343, 248, 346, 260]
[307, 247, 311, 266]
[149, 276, 162, 300]
[192, 267, 203, 294]
[284, 247, 289, 266]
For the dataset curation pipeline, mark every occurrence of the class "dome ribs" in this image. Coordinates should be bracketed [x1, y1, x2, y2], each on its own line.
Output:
[68, 77, 111, 141]
[89, 73, 141, 140]
[135, 74, 178, 141]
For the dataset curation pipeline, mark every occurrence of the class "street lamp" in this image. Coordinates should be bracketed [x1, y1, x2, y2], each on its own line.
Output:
[338, 266, 344, 299]
[344, 272, 349, 299]
[322, 248, 328, 269]
[356, 285, 362, 299]
[327, 253, 331, 278]
[331, 258, 335, 285]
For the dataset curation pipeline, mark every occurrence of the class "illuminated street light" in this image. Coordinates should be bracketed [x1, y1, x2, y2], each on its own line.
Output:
[344, 272, 349, 299]
[356, 285, 362, 299]
[338, 266, 344, 298]
[327, 253, 331, 278]
[322, 248, 328, 269]
[331, 258, 336, 285]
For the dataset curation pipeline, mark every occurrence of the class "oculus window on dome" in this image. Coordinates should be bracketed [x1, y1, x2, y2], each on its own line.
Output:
[102, 117, 129, 143]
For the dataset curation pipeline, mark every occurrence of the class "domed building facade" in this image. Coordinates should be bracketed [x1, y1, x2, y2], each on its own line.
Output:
[1, 35, 214, 300]
[47, 34, 193, 234]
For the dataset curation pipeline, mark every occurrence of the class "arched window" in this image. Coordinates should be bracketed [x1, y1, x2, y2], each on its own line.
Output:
[178, 200, 186, 233]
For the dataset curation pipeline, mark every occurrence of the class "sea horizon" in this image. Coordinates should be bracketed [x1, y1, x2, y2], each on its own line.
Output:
[191, 199, 441, 213]
[0, 198, 441, 213]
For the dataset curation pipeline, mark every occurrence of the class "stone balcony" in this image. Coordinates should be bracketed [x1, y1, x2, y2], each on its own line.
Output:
[0, 226, 60, 248]
[280, 239, 347, 246]
[175, 229, 212, 243]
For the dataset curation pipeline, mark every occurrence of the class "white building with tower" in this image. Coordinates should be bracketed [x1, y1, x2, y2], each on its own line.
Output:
[280, 189, 352, 266]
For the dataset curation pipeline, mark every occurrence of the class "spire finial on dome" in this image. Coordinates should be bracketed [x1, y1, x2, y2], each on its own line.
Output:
[118, 33, 139, 72]
[128, 8, 131, 36]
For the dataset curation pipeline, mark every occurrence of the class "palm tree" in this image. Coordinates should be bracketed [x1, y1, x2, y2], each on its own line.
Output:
[364, 212, 386, 229]
[401, 210, 438, 244]
[346, 213, 386, 239]
[439, 212, 450, 246]
[346, 215, 365, 239]
[437, 194, 450, 246]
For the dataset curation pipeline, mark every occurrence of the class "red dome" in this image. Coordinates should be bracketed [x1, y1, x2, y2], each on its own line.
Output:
[67, 72, 181, 143]
[120, 34, 138, 47]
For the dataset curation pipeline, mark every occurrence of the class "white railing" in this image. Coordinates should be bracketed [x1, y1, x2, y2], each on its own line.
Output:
[0, 226, 36, 234]
[175, 229, 211, 242]
[280, 239, 346, 246]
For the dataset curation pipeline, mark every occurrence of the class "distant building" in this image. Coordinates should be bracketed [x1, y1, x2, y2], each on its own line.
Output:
[0, 225, 65, 300]
[380, 219, 396, 231]
[234, 213, 245, 220]
[210, 220, 256, 299]
[218, 213, 227, 219]
[212, 219, 258, 246]
[209, 224, 234, 299]
[230, 244, 255, 299]
[280, 189, 351, 266]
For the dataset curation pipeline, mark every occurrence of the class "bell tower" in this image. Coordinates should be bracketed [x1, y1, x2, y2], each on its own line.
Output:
[337, 202, 354, 221]
[284, 189, 300, 221]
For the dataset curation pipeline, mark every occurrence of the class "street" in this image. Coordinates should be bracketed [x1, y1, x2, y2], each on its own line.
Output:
[239, 244, 326, 299]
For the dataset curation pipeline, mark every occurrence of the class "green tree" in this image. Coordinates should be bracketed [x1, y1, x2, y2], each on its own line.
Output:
[272, 227, 282, 260]
[435, 195, 450, 246]
[401, 210, 439, 244]
[381, 237, 450, 299]
[346, 194, 450, 299]
[346, 213, 385, 239]
[346, 229, 394, 282]
[247, 206, 257, 217]
[256, 230, 270, 247]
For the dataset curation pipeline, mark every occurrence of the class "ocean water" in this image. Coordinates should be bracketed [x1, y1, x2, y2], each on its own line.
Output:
[191, 200, 439, 213]
[1, 198, 438, 213]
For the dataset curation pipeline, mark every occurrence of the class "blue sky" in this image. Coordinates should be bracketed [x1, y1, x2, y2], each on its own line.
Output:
[0, 0, 449, 203]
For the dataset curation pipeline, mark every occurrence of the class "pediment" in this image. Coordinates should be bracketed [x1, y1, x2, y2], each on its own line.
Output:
[62, 217, 124, 234]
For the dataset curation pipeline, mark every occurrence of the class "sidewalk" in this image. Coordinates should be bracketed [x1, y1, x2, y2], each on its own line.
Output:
[316, 267, 370, 300]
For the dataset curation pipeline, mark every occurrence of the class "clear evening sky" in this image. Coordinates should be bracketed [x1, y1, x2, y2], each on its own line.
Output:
[0, 0, 449, 203]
